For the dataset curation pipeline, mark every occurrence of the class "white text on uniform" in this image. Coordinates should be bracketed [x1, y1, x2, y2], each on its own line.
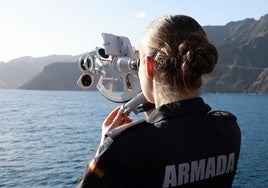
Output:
[162, 152, 235, 187]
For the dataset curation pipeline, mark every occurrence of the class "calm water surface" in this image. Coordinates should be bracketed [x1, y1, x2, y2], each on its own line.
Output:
[0, 90, 267, 187]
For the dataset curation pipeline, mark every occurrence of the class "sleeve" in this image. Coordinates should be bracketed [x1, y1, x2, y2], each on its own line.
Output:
[76, 120, 147, 188]
[76, 158, 105, 188]
[76, 140, 130, 188]
[76, 137, 113, 188]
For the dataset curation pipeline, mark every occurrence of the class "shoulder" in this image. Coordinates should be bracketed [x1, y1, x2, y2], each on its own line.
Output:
[95, 119, 151, 160]
[208, 110, 237, 121]
[106, 119, 150, 140]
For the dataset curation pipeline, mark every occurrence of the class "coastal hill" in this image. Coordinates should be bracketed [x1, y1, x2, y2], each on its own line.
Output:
[2, 14, 268, 93]
[202, 14, 268, 93]
[20, 62, 81, 91]
[0, 55, 80, 89]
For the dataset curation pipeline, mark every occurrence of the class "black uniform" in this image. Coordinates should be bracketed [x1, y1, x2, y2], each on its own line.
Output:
[77, 97, 241, 188]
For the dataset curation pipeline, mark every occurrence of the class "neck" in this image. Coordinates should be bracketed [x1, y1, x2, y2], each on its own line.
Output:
[153, 89, 199, 108]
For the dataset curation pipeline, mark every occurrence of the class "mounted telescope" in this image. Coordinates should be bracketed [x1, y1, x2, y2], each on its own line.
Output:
[77, 33, 153, 115]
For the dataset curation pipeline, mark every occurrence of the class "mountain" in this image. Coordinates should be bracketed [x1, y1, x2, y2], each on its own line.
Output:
[202, 14, 268, 93]
[0, 55, 80, 89]
[0, 62, 8, 88]
[19, 61, 120, 91]
[3, 14, 268, 93]
[19, 62, 86, 90]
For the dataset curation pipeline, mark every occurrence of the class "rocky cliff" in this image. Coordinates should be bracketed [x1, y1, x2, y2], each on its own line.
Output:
[202, 14, 268, 93]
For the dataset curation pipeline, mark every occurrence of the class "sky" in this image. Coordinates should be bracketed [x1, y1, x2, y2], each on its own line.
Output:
[0, 0, 267, 62]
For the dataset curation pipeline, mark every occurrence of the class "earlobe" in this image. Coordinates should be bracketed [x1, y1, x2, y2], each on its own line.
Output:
[146, 56, 154, 78]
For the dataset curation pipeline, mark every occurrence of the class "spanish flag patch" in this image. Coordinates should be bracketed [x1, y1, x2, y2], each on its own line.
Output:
[88, 159, 104, 179]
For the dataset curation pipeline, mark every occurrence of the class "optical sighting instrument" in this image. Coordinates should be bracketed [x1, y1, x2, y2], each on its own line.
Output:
[77, 33, 151, 115]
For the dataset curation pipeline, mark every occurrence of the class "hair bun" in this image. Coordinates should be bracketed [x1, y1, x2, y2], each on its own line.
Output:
[179, 33, 218, 76]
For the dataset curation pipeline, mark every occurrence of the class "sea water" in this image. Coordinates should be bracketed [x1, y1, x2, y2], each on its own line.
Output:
[0, 90, 267, 187]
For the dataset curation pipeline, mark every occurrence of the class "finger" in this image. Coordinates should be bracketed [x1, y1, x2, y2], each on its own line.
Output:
[119, 116, 133, 125]
[104, 108, 128, 129]
[110, 110, 126, 126]
[103, 107, 121, 125]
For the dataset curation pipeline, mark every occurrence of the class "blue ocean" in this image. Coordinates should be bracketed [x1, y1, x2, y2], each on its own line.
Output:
[0, 90, 267, 188]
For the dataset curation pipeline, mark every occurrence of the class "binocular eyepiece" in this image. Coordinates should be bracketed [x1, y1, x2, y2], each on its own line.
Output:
[77, 73, 93, 89]
[77, 54, 95, 89]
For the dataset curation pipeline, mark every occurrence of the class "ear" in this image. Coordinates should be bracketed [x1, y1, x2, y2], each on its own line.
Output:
[145, 56, 154, 78]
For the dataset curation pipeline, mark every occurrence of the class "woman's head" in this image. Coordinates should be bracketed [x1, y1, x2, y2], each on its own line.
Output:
[139, 14, 218, 102]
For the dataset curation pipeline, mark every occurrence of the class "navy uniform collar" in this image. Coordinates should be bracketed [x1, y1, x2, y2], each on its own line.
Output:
[147, 97, 211, 124]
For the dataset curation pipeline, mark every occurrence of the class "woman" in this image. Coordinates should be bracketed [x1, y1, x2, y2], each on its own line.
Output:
[77, 14, 241, 188]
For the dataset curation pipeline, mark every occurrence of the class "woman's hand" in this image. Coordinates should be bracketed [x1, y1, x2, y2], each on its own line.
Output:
[100, 107, 133, 145]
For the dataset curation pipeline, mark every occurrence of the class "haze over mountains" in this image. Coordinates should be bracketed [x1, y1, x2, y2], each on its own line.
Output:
[1, 14, 268, 93]
[0, 55, 80, 89]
